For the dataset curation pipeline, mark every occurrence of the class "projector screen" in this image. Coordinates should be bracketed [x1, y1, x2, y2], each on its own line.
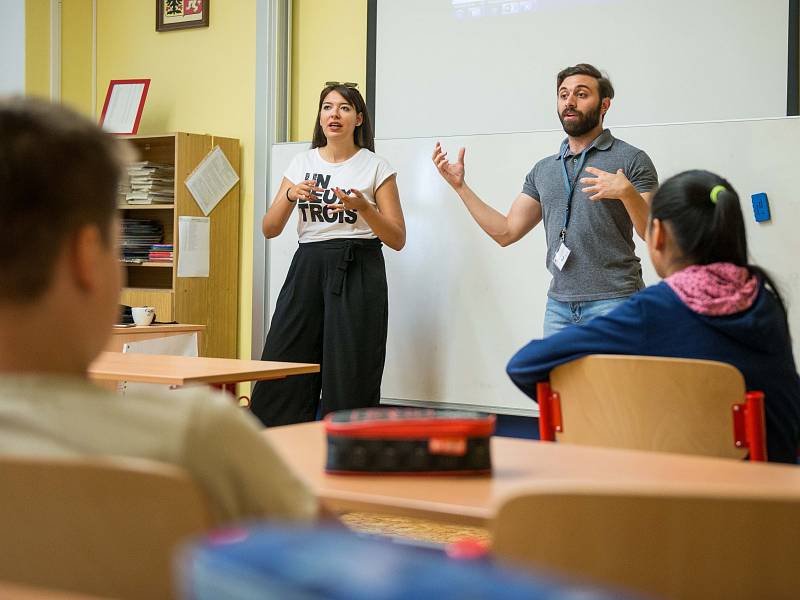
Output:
[374, 0, 790, 138]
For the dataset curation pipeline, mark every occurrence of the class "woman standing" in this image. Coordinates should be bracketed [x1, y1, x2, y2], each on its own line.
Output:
[251, 83, 405, 426]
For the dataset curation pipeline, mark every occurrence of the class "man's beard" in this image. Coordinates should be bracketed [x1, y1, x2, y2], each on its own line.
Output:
[558, 100, 602, 136]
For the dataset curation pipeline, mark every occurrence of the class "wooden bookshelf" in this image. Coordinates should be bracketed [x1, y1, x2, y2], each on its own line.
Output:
[118, 133, 240, 359]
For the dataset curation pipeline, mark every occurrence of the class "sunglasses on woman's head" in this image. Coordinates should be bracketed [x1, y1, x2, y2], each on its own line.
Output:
[325, 81, 359, 89]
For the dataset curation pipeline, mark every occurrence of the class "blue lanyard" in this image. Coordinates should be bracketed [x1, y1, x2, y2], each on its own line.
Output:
[558, 144, 588, 242]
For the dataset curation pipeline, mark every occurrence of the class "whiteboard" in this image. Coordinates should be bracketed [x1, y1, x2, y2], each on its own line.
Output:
[269, 117, 800, 416]
[374, 0, 790, 138]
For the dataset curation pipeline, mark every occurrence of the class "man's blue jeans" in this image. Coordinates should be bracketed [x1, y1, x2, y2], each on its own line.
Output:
[543, 296, 629, 337]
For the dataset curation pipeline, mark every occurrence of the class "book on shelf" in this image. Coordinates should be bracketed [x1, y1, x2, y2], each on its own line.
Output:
[124, 199, 174, 205]
[120, 219, 163, 262]
[128, 161, 175, 173]
[147, 242, 174, 263]
[130, 177, 173, 185]
[129, 188, 173, 194]
[125, 193, 174, 204]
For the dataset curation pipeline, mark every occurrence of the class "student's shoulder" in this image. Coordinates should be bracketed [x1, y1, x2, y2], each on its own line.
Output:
[132, 389, 270, 458]
[629, 281, 686, 312]
[122, 386, 244, 428]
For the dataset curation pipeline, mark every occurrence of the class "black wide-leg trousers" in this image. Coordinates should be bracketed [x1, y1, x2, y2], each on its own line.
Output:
[250, 238, 388, 426]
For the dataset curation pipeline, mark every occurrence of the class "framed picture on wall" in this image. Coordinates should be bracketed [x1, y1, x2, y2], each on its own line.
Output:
[99, 79, 150, 135]
[156, 0, 209, 32]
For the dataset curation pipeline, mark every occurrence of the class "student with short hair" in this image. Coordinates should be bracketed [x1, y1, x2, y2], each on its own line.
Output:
[251, 83, 406, 426]
[0, 97, 317, 523]
[506, 170, 800, 463]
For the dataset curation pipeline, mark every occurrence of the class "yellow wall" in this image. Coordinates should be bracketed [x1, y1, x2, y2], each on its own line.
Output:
[290, 0, 368, 141]
[96, 0, 257, 361]
[25, 0, 370, 363]
[25, 0, 50, 98]
[25, 0, 93, 114]
[61, 0, 93, 116]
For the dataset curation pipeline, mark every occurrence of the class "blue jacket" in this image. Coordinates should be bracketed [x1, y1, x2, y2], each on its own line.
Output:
[507, 281, 800, 464]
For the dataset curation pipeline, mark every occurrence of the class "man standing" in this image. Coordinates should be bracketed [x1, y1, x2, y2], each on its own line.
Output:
[433, 64, 658, 336]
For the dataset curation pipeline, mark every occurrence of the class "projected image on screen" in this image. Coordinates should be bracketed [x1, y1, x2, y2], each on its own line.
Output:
[451, 0, 613, 19]
[378, 0, 789, 138]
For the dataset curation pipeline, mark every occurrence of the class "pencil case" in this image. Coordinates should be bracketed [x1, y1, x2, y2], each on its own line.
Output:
[324, 407, 495, 474]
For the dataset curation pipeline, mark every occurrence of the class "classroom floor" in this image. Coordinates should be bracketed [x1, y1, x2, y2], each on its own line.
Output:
[341, 512, 490, 545]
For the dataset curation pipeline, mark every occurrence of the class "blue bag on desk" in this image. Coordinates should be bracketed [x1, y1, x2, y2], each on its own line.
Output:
[324, 407, 494, 474]
[178, 526, 634, 600]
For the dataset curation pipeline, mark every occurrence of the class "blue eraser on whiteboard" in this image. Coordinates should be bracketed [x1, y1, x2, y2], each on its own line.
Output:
[751, 193, 771, 222]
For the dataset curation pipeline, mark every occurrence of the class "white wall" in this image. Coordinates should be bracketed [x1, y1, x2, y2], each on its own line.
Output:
[271, 117, 800, 416]
[375, 0, 790, 138]
[0, 0, 26, 96]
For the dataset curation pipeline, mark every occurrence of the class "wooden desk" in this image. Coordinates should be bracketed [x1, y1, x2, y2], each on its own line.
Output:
[0, 581, 109, 599]
[88, 352, 319, 387]
[264, 421, 800, 526]
[106, 324, 206, 353]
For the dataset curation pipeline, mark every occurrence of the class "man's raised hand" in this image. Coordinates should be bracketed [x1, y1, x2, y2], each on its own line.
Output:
[580, 167, 635, 202]
[432, 142, 466, 190]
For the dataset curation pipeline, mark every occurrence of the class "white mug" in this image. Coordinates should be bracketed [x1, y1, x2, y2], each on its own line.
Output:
[131, 306, 156, 326]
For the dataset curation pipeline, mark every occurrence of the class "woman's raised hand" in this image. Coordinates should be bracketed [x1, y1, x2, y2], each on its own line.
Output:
[288, 180, 323, 202]
[330, 187, 371, 213]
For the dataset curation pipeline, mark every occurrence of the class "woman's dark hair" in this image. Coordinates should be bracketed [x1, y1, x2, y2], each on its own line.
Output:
[650, 169, 788, 325]
[311, 84, 375, 152]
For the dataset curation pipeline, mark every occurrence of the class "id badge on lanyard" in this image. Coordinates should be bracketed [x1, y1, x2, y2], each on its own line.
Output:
[554, 146, 587, 271]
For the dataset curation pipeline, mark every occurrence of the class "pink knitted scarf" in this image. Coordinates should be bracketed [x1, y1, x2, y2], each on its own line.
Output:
[665, 263, 758, 316]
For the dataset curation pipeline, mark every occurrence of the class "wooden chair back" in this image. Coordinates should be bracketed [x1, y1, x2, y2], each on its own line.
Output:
[538, 354, 766, 460]
[492, 482, 800, 600]
[0, 455, 214, 600]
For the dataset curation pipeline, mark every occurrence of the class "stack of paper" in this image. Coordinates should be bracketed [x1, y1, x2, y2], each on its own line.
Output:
[117, 178, 131, 205]
[125, 162, 175, 205]
[121, 219, 163, 263]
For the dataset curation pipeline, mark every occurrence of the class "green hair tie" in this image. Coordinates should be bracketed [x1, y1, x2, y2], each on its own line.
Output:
[709, 185, 726, 204]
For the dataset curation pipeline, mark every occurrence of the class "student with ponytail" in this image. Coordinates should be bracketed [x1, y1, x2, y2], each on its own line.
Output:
[507, 170, 800, 463]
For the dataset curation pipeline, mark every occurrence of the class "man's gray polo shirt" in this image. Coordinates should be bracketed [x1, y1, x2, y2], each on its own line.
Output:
[522, 129, 658, 302]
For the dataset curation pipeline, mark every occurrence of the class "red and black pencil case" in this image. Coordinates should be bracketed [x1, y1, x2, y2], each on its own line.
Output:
[324, 407, 495, 475]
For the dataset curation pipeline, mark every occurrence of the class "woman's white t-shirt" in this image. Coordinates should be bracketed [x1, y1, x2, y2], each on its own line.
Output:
[284, 147, 396, 243]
